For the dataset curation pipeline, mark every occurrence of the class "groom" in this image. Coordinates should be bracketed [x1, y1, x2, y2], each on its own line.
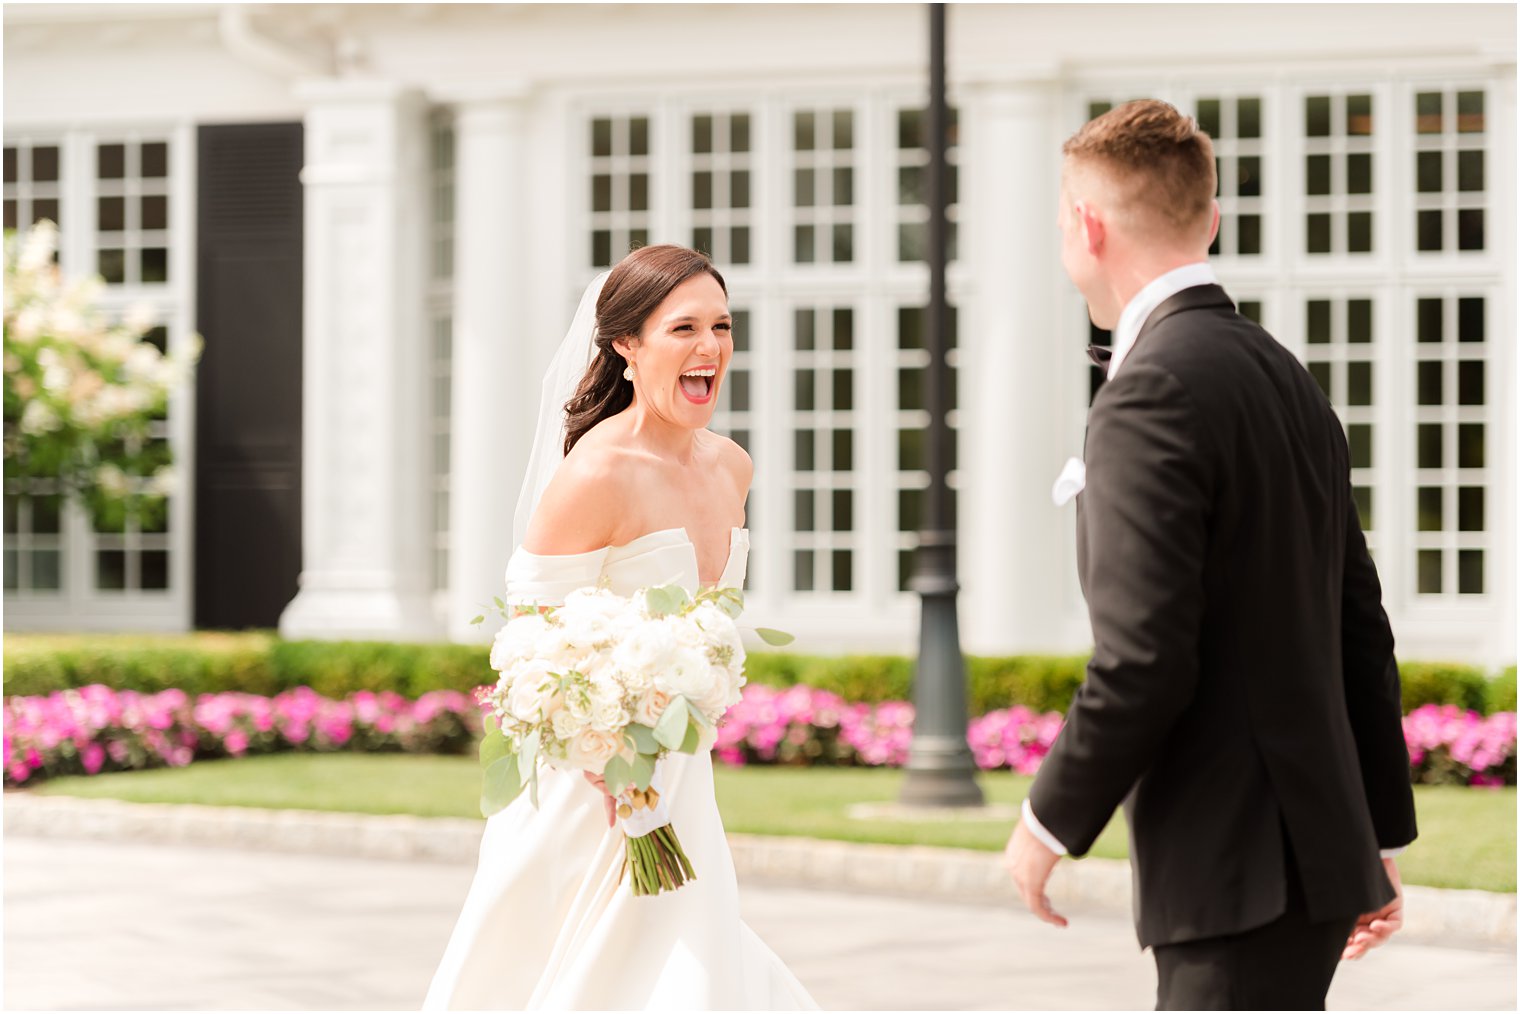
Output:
[1003, 100, 1418, 1009]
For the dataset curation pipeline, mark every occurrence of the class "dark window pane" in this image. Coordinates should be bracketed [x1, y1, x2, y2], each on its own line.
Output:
[793, 369, 815, 411]
[732, 170, 751, 209]
[98, 196, 125, 231]
[592, 119, 612, 158]
[1458, 423, 1484, 468]
[832, 109, 853, 150]
[1459, 487, 1485, 532]
[1354, 486, 1374, 531]
[731, 226, 751, 264]
[30, 198, 58, 228]
[2, 147, 15, 184]
[794, 168, 815, 207]
[1347, 212, 1372, 253]
[898, 488, 922, 533]
[832, 308, 854, 351]
[727, 371, 750, 413]
[1456, 91, 1484, 133]
[1238, 156, 1261, 197]
[1347, 300, 1372, 344]
[1458, 361, 1484, 406]
[899, 165, 923, 207]
[591, 230, 611, 267]
[1238, 97, 1262, 139]
[1307, 300, 1332, 344]
[1210, 222, 1223, 257]
[833, 167, 853, 206]
[899, 306, 924, 350]
[1308, 361, 1331, 398]
[1347, 362, 1372, 406]
[96, 549, 127, 590]
[1415, 91, 1443, 134]
[140, 550, 169, 590]
[1458, 551, 1483, 595]
[2, 494, 17, 535]
[629, 118, 649, 157]
[1417, 361, 1443, 405]
[693, 171, 712, 210]
[1417, 423, 1443, 469]
[793, 550, 814, 592]
[1417, 210, 1442, 251]
[1417, 487, 1444, 531]
[1348, 424, 1373, 469]
[794, 490, 815, 532]
[693, 114, 713, 154]
[732, 114, 751, 153]
[32, 549, 61, 590]
[832, 369, 854, 411]
[1457, 150, 1484, 192]
[1307, 214, 1331, 254]
[1458, 297, 1484, 343]
[899, 428, 925, 471]
[899, 550, 915, 592]
[898, 108, 923, 149]
[1306, 154, 1331, 195]
[1238, 214, 1261, 255]
[794, 111, 815, 151]
[832, 489, 854, 533]
[1417, 549, 1442, 594]
[730, 310, 750, 353]
[1347, 153, 1372, 194]
[140, 248, 168, 283]
[794, 309, 815, 351]
[98, 249, 126, 284]
[140, 195, 167, 230]
[898, 223, 927, 263]
[591, 174, 611, 212]
[899, 367, 925, 411]
[97, 143, 125, 179]
[831, 549, 852, 592]
[1196, 98, 1221, 138]
[831, 429, 853, 471]
[629, 173, 648, 213]
[32, 495, 62, 534]
[32, 146, 59, 182]
[2, 548, 15, 591]
[794, 225, 815, 263]
[1238, 300, 1262, 324]
[693, 227, 713, 255]
[1417, 298, 1443, 343]
[1416, 151, 1443, 193]
[1346, 94, 1373, 135]
[832, 224, 853, 262]
[1087, 101, 1112, 120]
[794, 430, 815, 471]
[1306, 96, 1332, 137]
[140, 142, 168, 178]
[3, 200, 15, 230]
[1457, 209, 1484, 251]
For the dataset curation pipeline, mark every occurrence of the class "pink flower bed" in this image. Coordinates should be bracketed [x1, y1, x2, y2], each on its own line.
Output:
[1403, 704, 1517, 787]
[3, 685, 478, 787]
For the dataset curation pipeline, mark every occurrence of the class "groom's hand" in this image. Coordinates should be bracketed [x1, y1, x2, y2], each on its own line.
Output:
[1004, 820, 1069, 928]
[1342, 857, 1404, 960]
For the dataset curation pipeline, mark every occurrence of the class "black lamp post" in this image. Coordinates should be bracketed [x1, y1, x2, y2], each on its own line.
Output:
[899, 1, 984, 808]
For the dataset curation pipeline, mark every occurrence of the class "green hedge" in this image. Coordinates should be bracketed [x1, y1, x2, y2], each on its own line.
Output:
[3, 633, 1513, 717]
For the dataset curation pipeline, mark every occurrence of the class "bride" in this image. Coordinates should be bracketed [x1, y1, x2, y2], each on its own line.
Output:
[424, 245, 818, 1010]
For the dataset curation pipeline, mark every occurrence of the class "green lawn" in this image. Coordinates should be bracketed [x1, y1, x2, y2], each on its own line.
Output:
[27, 754, 1515, 892]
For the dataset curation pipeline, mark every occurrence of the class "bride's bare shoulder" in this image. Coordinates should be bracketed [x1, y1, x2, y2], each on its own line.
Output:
[522, 437, 639, 554]
[705, 430, 753, 490]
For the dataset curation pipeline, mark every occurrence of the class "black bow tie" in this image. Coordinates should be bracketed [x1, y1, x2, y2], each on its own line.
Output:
[1087, 345, 1113, 367]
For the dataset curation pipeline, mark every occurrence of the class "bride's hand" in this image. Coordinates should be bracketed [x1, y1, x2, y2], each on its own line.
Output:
[582, 771, 617, 828]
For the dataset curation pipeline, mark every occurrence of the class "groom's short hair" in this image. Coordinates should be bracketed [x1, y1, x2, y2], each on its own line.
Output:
[1063, 100, 1216, 243]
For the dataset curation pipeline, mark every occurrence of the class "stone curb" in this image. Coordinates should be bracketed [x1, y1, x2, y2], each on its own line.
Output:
[5, 792, 1512, 948]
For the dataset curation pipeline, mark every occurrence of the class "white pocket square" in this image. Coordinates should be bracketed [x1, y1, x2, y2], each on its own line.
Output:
[1052, 457, 1086, 506]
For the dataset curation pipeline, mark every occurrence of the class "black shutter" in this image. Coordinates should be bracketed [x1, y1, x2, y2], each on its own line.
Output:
[194, 123, 303, 629]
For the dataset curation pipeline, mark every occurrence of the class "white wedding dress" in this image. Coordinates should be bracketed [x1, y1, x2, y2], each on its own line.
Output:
[424, 526, 818, 1011]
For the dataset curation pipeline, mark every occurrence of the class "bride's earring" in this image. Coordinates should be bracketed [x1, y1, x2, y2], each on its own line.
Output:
[623, 364, 636, 382]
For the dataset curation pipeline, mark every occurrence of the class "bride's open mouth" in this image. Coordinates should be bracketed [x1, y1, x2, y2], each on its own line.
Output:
[678, 366, 717, 405]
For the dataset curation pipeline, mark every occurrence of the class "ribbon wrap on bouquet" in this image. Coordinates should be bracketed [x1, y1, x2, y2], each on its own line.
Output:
[615, 761, 671, 837]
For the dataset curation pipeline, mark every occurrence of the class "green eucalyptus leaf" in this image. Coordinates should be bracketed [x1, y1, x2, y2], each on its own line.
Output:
[493, 595, 505, 610]
[478, 726, 511, 767]
[755, 627, 796, 647]
[603, 754, 633, 797]
[626, 723, 659, 755]
[470, 615, 485, 626]
[529, 762, 540, 809]
[653, 695, 691, 750]
[644, 585, 690, 617]
[679, 721, 701, 755]
[480, 755, 523, 816]
[631, 752, 656, 791]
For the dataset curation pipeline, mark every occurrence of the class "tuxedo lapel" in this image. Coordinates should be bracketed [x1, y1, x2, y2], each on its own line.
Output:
[1127, 284, 1236, 363]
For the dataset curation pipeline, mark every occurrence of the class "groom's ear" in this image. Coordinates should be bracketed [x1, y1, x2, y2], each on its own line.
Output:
[1076, 201, 1106, 257]
[1206, 200, 1221, 248]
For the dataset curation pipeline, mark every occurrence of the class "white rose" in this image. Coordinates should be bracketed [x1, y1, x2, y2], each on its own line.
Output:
[551, 707, 589, 741]
[504, 660, 560, 725]
[612, 620, 679, 677]
[490, 613, 546, 672]
[654, 645, 717, 705]
[588, 686, 629, 732]
[565, 727, 622, 774]
[632, 688, 673, 727]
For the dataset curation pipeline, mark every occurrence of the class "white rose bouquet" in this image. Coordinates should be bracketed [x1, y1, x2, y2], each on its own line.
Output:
[475, 582, 788, 896]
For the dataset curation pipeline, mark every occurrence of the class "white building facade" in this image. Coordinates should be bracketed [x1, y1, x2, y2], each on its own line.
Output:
[4, 3, 1514, 668]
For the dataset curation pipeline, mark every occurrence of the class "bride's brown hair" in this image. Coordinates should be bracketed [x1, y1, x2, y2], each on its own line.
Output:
[563, 244, 728, 455]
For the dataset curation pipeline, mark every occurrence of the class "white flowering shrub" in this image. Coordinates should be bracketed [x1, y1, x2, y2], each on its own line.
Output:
[3, 221, 201, 522]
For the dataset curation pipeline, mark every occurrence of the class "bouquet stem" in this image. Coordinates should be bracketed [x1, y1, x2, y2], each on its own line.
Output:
[625, 824, 696, 896]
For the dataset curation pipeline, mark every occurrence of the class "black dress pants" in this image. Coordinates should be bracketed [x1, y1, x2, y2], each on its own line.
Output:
[1152, 838, 1359, 1010]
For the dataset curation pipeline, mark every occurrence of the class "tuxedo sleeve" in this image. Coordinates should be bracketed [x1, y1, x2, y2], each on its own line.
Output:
[1340, 497, 1418, 851]
[1028, 363, 1212, 857]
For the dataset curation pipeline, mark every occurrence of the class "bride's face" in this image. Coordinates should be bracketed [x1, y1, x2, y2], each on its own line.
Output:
[618, 273, 733, 430]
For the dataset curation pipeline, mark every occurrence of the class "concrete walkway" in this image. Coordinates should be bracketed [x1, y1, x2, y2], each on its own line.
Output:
[5, 835, 1514, 1011]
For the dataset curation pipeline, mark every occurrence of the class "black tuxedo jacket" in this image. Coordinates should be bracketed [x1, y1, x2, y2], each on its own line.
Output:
[1028, 284, 1418, 950]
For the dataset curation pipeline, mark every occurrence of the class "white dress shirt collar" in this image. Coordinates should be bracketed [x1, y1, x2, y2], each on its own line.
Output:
[1107, 261, 1218, 380]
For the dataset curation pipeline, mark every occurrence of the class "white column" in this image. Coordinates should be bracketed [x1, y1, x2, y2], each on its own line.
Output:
[446, 92, 533, 642]
[279, 79, 436, 641]
[960, 78, 1081, 656]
